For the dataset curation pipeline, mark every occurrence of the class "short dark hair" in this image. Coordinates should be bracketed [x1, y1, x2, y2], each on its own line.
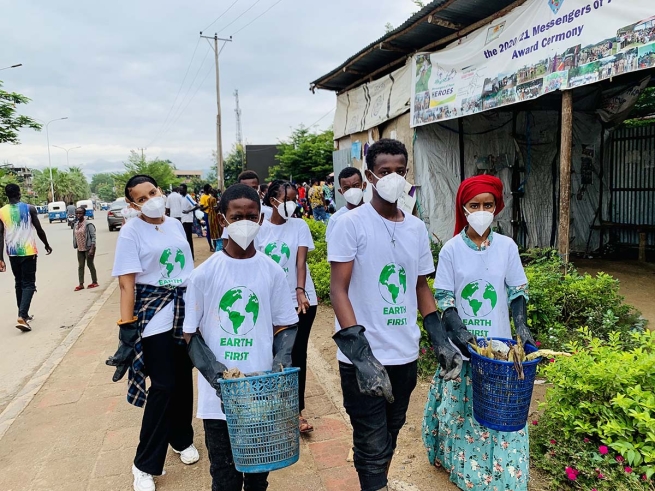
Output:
[338, 167, 362, 185]
[237, 170, 259, 183]
[365, 139, 408, 170]
[179, 183, 187, 190]
[311, 178, 320, 185]
[203, 183, 212, 193]
[125, 175, 158, 201]
[75, 207, 86, 213]
[259, 183, 268, 194]
[219, 183, 261, 215]
[263, 179, 295, 207]
[5, 184, 21, 199]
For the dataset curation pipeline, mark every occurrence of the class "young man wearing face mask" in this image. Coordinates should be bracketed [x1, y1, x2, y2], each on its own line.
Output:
[328, 139, 462, 491]
[423, 174, 535, 491]
[108, 175, 198, 491]
[325, 167, 366, 243]
[182, 183, 299, 491]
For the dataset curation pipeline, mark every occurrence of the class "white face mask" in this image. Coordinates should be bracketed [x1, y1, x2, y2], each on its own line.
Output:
[370, 172, 406, 203]
[273, 199, 296, 220]
[136, 195, 166, 219]
[225, 218, 261, 250]
[342, 187, 364, 206]
[464, 207, 495, 236]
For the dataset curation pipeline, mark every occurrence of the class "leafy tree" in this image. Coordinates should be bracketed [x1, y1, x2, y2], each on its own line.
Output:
[90, 172, 115, 194]
[623, 87, 655, 127]
[268, 126, 334, 183]
[96, 183, 116, 202]
[210, 144, 246, 190]
[32, 167, 90, 203]
[112, 150, 180, 193]
[0, 81, 42, 144]
[0, 168, 18, 206]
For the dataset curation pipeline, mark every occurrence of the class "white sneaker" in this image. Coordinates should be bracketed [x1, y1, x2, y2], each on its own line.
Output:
[132, 464, 156, 491]
[173, 443, 200, 465]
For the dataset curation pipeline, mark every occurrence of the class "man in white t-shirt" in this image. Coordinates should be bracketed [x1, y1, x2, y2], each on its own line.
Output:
[166, 187, 183, 220]
[179, 184, 197, 259]
[326, 166, 367, 243]
[328, 139, 461, 491]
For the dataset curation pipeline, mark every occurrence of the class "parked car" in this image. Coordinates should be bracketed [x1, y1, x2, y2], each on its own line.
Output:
[107, 200, 124, 231]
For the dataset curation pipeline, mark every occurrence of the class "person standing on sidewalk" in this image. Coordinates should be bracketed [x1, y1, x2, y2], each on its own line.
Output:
[328, 139, 461, 491]
[165, 186, 183, 220]
[325, 167, 367, 243]
[106, 175, 199, 491]
[0, 184, 53, 332]
[72, 206, 99, 291]
[260, 180, 318, 433]
[183, 183, 299, 491]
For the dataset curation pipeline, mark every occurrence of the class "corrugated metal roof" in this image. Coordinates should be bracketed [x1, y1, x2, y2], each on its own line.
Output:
[310, 0, 522, 93]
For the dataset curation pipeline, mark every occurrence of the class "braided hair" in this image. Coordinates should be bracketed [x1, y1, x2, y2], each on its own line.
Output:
[263, 179, 296, 208]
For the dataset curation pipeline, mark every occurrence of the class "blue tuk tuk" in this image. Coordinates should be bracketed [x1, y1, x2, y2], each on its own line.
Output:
[76, 199, 95, 219]
[48, 201, 67, 223]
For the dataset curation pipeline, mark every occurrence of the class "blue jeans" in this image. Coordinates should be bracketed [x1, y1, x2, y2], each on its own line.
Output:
[312, 205, 327, 222]
[339, 360, 418, 491]
[9, 255, 37, 319]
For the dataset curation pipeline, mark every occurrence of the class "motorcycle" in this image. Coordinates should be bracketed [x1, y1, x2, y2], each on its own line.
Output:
[67, 214, 76, 229]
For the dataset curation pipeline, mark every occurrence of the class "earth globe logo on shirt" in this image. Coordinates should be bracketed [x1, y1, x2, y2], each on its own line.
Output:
[460, 280, 498, 317]
[264, 241, 291, 268]
[378, 263, 407, 305]
[159, 248, 185, 279]
[218, 287, 260, 336]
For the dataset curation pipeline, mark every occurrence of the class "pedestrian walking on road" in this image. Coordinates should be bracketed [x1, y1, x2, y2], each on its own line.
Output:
[0, 184, 53, 332]
[106, 175, 199, 491]
[73, 207, 99, 291]
[183, 183, 298, 491]
[328, 139, 459, 491]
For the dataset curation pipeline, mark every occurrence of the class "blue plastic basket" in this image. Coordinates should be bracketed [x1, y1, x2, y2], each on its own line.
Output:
[467, 338, 541, 432]
[218, 367, 300, 473]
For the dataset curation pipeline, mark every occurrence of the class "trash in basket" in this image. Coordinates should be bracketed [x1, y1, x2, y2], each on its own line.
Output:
[467, 338, 541, 432]
[218, 367, 300, 473]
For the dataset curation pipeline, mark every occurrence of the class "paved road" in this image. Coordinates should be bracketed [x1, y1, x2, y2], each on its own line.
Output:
[0, 211, 119, 411]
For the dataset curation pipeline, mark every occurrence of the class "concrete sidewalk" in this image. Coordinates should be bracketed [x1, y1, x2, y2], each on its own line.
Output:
[0, 285, 360, 491]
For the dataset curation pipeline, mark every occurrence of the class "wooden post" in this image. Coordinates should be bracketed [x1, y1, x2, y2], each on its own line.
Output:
[639, 232, 647, 262]
[458, 118, 465, 182]
[558, 91, 573, 267]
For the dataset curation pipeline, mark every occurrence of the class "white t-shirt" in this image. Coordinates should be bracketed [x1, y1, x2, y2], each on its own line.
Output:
[255, 219, 317, 307]
[180, 195, 196, 224]
[435, 233, 527, 341]
[112, 217, 194, 338]
[326, 206, 351, 243]
[183, 251, 299, 420]
[167, 192, 183, 219]
[328, 203, 435, 365]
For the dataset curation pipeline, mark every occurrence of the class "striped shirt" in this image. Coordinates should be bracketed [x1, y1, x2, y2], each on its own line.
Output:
[0, 202, 38, 257]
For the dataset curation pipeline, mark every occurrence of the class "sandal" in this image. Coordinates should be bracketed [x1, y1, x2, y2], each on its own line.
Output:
[87, 283, 99, 289]
[299, 416, 314, 433]
[74, 285, 84, 291]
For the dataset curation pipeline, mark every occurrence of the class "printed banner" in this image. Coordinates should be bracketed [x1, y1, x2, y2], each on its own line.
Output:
[410, 0, 655, 127]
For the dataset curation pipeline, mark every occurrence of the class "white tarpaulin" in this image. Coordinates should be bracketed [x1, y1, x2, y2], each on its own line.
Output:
[333, 62, 412, 139]
[410, 0, 655, 127]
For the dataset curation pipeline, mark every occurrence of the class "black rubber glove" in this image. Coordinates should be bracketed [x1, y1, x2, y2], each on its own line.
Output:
[333, 325, 394, 403]
[510, 296, 536, 348]
[105, 322, 140, 382]
[441, 308, 475, 355]
[272, 325, 298, 372]
[188, 333, 228, 398]
[423, 312, 463, 382]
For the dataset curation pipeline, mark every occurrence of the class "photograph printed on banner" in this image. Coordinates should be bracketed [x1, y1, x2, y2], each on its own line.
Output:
[568, 61, 601, 88]
[460, 96, 483, 116]
[516, 78, 543, 101]
[415, 54, 432, 93]
[543, 70, 569, 93]
[579, 38, 617, 66]
[617, 15, 655, 51]
[413, 91, 431, 113]
[638, 42, 655, 69]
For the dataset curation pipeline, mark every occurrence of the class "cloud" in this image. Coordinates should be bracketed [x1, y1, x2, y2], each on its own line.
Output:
[1, 0, 417, 177]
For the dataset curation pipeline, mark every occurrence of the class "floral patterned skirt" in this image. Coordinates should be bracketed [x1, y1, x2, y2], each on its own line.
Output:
[422, 362, 530, 491]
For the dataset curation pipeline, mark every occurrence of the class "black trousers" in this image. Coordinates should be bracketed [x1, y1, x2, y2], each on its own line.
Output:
[134, 330, 194, 475]
[182, 222, 195, 259]
[9, 255, 37, 319]
[292, 305, 317, 413]
[339, 360, 418, 491]
[204, 419, 269, 491]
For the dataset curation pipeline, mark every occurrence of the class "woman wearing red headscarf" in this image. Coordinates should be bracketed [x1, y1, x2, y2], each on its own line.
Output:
[422, 175, 535, 491]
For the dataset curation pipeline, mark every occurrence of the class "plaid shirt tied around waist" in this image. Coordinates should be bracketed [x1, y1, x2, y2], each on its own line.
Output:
[126, 284, 186, 407]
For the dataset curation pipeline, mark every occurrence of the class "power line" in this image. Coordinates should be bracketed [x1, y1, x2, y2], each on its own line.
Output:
[216, 0, 264, 35]
[308, 107, 335, 128]
[231, 0, 284, 36]
[201, 0, 242, 33]
[147, 37, 201, 147]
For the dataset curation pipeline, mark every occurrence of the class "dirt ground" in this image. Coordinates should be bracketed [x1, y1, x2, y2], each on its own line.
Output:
[309, 306, 551, 491]
[573, 258, 655, 326]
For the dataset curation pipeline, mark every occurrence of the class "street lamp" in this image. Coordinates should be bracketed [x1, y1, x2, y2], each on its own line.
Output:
[52, 145, 82, 167]
[0, 64, 22, 71]
[36, 117, 68, 202]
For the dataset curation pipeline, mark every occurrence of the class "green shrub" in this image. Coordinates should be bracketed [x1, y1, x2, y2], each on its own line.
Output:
[309, 259, 330, 305]
[304, 218, 327, 243]
[531, 328, 655, 490]
[308, 240, 327, 265]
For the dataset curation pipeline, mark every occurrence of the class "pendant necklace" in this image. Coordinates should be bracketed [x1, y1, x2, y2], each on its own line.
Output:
[379, 213, 399, 247]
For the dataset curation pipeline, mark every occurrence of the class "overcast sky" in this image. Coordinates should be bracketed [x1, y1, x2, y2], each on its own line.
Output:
[1, 0, 417, 178]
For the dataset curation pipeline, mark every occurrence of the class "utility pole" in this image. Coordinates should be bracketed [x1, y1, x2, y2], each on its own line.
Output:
[137, 148, 146, 162]
[234, 89, 245, 170]
[200, 32, 232, 191]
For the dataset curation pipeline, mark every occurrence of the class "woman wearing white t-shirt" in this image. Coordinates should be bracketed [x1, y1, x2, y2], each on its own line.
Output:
[106, 175, 199, 491]
[259, 180, 318, 433]
[423, 175, 536, 491]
